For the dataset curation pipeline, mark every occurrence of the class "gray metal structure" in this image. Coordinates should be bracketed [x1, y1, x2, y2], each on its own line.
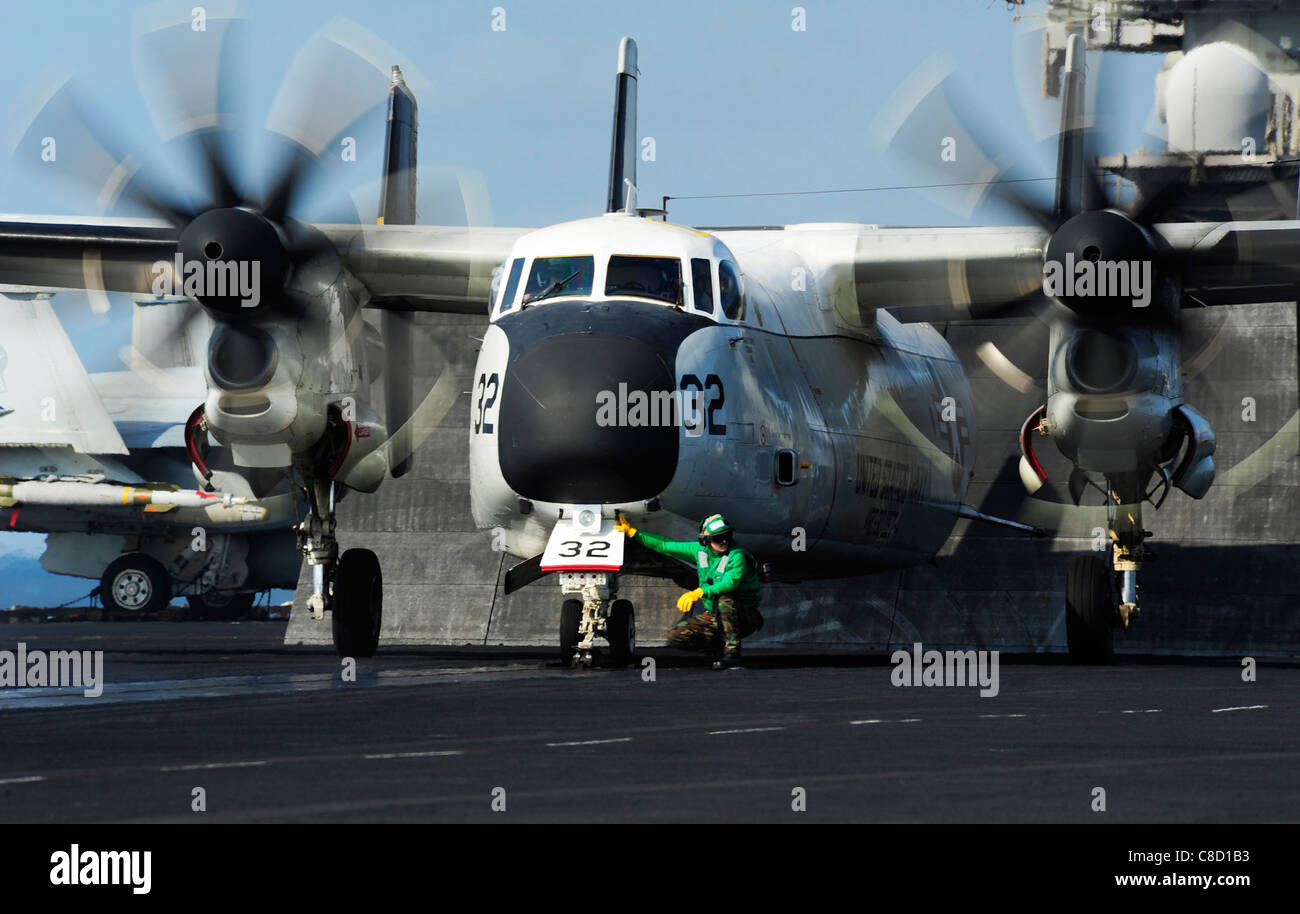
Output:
[1034, 0, 1300, 219]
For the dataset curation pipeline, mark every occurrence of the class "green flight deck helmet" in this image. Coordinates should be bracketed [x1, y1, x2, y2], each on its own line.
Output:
[698, 513, 734, 549]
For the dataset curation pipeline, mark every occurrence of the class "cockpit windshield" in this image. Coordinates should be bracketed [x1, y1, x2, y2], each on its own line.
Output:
[605, 255, 683, 305]
[523, 255, 595, 304]
[718, 260, 744, 320]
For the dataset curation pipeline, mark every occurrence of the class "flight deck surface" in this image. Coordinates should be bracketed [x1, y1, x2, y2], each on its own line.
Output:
[1, 622, 1294, 823]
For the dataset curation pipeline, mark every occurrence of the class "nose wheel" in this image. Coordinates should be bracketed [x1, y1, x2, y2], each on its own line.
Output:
[558, 574, 634, 668]
[607, 599, 635, 668]
[560, 598, 582, 665]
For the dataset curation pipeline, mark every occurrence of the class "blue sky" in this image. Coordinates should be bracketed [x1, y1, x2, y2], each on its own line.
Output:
[0, 0, 1165, 606]
[0, 0, 1166, 227]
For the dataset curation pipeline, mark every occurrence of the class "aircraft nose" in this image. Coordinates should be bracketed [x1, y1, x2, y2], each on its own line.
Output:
[498, 330, 680, 504]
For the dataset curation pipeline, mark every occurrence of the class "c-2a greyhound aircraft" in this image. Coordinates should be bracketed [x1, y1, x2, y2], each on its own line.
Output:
[468, 36, 1300, 666]
[469, 37, 1036, 666]
[6, 33, 1292, 664]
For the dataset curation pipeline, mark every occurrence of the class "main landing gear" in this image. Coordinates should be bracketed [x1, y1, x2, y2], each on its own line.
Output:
[297, 468, 382, 658]
[186, 591, 255, 620]
[558, 572, 635, 668]
[1065, 555, 1114, 663]
[100, 553, 171, 613]
[1065, 473, 1154, 663]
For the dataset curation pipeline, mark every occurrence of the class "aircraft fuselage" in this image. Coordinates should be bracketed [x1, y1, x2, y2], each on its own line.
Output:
[469, 215, 975, 577]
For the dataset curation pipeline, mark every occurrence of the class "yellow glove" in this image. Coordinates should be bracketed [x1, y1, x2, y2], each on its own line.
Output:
[614, 513, 637, 538]
[676, 588, 705, 612]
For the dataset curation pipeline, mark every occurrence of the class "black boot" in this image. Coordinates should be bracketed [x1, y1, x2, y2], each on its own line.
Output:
[713, 643, 742, 669]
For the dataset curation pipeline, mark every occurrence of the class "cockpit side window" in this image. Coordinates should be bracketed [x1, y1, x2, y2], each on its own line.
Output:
[605, 255, 683, 305]
[523, 255, 595, 304]
[719, 260, 745, 321]
[499, 257, 524, 314]
[690, 258, 714, 314]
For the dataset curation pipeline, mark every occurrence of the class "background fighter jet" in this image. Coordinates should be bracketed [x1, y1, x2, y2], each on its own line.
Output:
[0, 291, 299, 615]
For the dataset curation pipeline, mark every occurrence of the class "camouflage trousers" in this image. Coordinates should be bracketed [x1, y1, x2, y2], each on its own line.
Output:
[665, 595, 763, 655]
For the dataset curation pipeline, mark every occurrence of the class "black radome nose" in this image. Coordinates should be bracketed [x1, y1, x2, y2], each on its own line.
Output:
[498, 332, 679, 503]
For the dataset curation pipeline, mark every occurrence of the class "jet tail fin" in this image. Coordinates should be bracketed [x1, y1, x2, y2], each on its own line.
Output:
[379, 65, 419, 478]
[606, 37, 638, 214]
[0, 294, 127, 455]
[378, 65, 418, 227]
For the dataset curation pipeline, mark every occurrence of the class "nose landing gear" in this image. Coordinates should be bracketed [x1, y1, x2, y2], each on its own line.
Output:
[558, 573, 635, 668]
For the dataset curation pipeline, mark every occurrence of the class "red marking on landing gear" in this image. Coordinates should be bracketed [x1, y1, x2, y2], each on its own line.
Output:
[1019, 404, 1049, 482]
[540, 562, 623, 573]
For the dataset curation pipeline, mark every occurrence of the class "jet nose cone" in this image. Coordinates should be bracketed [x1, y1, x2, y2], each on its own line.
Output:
[498, 331, 679, 504]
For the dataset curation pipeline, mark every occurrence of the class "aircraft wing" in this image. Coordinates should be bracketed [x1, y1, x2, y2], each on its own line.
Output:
[0, 216, 529, 314]
[728, 221, 1300, 323]
[316, 223, 530, 313]
[837, 225, 1049, 322]
[0, 293, 128, 455]
[0, 215, 176, 296]
[5, 214, 1298, 317]
[1153, 221, 1300, 306]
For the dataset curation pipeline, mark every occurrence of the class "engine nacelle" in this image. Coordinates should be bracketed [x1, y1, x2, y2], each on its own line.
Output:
[203, 322, 325, 467]
[1168, 403, 1216, 499]
[1043, 320, 1180, 476]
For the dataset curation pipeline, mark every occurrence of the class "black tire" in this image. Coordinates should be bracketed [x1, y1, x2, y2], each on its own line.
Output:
[1066, 555, 1115, 663]
[607, 599, 635, 668]
[186, 592, 255, 621]
[100, 553, 172, 613]
[332, 548, 382, 658]
[560, 599, 582, 666]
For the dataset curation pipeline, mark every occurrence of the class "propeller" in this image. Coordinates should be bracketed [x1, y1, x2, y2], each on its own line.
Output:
[871, 30, 1196, 405]
[7, 10, 359, 333]
[877, 34, 1185, 322]
[877, 26, 1299, 506]
[6, 9, 488, 481]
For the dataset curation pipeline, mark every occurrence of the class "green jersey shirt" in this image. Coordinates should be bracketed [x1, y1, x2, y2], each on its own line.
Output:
[636, 530, 762, 610]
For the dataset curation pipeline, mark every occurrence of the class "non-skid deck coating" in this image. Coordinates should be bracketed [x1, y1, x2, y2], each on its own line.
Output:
[0, 622, 1295, 822]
